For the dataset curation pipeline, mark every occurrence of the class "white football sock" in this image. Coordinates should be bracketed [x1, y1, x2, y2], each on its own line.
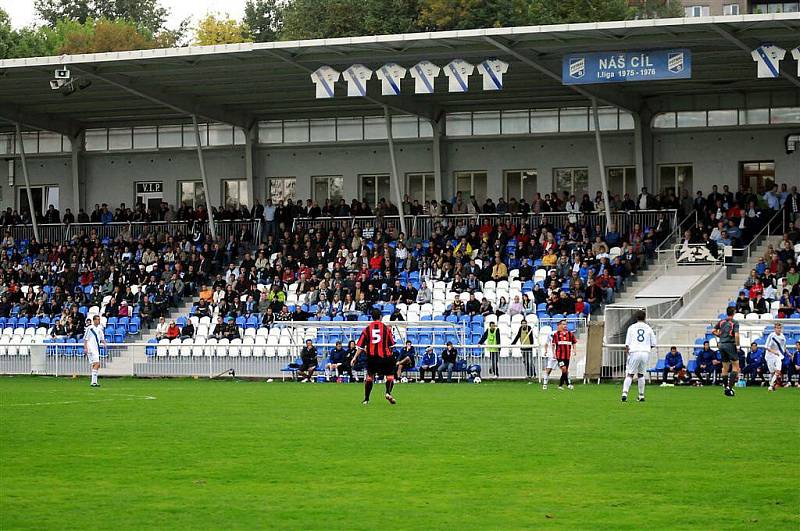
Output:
[637, 376, 645, 396]
[91, 369, 98, 385]
[543, 373, 549, 385]
[770, 374, 777, 386]
[622, 375, 632, 395]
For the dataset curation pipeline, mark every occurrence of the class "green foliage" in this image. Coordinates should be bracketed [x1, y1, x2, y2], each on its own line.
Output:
[194, 13, 252, 46]
[281, 0, 419, 40]
[1, 378, 798, 529]
[34, 0, 168, 32]
[243, 0, 282, 42]
[528, 0, 633, 24]
[418, 0, 530, 31]
[631, 0, 684, 19]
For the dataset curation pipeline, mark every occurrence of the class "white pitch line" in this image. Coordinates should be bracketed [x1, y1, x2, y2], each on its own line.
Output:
[0, 395, 157, 407]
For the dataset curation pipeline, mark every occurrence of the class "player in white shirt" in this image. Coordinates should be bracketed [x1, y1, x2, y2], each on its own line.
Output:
[540, 327, 557, 390]
[764, 322, 787, 392]
[83, 315, 107, 388]
[622, 310, 656, 402]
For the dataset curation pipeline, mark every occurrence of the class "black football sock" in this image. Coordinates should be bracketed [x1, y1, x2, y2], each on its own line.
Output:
[364, 379, 373, 401]
[385, 378, 394, 395]
[728, 371, 737, 388]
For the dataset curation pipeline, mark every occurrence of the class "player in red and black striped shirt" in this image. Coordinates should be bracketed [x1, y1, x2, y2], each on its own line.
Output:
[551, 319, 577, 390]
[356, 308, 397, 405]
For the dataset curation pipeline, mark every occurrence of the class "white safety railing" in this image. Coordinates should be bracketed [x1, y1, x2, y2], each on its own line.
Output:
[601, 317, 800, 380]
[0, 318, 589, 381]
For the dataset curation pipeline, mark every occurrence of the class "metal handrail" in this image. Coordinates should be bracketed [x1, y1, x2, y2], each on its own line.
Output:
[742, 208, 786, 262]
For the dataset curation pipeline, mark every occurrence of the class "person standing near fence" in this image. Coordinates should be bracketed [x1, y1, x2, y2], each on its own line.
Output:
[622, 311, 656, 402]
[511, 319, 535, 381]
[263, 198, 277, 242]
[479, 321, 501, 378]
[83, 315, 106, 388]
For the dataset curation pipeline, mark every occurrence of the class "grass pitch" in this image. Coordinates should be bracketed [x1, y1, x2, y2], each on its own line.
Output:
[1, 376, 798, 530]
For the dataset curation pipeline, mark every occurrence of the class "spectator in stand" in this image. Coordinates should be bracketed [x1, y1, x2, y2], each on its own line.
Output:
[694, 341, 720, 386]
[395, 340, 416, 380]
[661, 346, 687, 385]
[297, 339, 318, 382]
[437, 341, 458, 383]
[165, 320, 180, 340]
[741, 342, 766, 385]
[180, 320, 195, 339]
[154, 316, 169, 340]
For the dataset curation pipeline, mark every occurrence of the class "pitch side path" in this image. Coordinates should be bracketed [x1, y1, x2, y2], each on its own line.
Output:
[1, 377, 797, 529]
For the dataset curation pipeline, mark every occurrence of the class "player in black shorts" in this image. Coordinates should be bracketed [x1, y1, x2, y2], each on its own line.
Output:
[713, 306, 741, 397]
[356, 309, 397, 405]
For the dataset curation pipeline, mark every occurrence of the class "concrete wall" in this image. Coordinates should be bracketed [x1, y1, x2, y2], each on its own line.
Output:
[653, 126, 799, 191]
[1, 125, 796, 213]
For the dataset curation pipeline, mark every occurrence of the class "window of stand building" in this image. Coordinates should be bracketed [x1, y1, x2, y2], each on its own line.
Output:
[406, 173, 436, 203]
[179, 181, 206, 209]
[223, 180, 249, 210]
[453, 171, 488, 203]
[504, 170, 538, 201]
[657, 165, 693, 197]
[19, 185, 60, 221]
[553, 168, 589, 198]
[740, 161, 775, 194]
[607, 167, 637, 199]
[312, 176, 343, 204]
[359, 174, 391, 208]
[267, 177, 296, 204]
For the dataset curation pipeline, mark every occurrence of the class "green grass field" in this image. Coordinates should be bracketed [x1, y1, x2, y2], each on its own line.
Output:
[1, 376, 798, 530]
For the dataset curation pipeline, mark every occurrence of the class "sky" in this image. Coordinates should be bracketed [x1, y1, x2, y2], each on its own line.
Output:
[0, 0, 250, 29]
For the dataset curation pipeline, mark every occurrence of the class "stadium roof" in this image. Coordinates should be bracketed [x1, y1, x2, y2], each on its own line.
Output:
[0, 13, 799, 136]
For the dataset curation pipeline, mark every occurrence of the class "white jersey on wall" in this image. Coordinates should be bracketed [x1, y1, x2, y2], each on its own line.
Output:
[444, 59, 474, 92]
[793, 47, 800, 76]
[310, 66, 340, 99]
[751, 45, 786, 78]
[376, 63, 407, 96]
[625, 321, 657, 353]
[84, 324, 106, 355]
[410, 61, 440, 94]
[343, 64, 373, 97]
[478, 59, 508, 90]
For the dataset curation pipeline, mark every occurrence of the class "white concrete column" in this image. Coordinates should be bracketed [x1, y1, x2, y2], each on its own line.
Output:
[14, 123, 39, 242]
[591, 99, 612, 229]
[192, 115, 216, 241]
[71, 131, 85, 214]
[384, 106, 408, 236]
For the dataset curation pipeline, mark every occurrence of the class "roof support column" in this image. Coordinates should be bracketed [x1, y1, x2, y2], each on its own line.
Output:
[591, 99, 612, 230]
[71, 131, 85, 215]
[244, 124, 257, 216]
[192, 115, 216, 242]
[14, 123, 39, 242]
[384, 106, 407, 237]
[634, 109, 654, 194]
[431, 117, 445, 205]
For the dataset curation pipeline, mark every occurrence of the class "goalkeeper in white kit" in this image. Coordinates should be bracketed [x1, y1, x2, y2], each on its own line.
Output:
[622, 310, 656, 402]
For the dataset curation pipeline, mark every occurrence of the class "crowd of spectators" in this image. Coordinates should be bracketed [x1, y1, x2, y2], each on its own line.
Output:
[0, 181, 797, 346]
